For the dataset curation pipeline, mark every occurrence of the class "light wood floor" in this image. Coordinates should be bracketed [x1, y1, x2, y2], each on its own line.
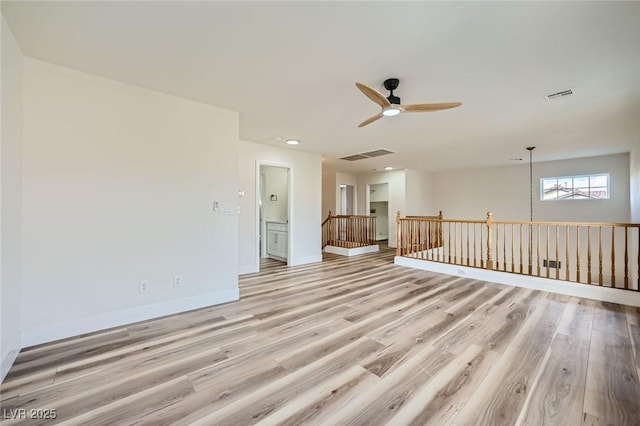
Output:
[2, 246, 640, 425]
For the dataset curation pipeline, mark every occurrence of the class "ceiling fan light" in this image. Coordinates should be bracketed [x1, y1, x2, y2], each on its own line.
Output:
[382, 107, 401, 117]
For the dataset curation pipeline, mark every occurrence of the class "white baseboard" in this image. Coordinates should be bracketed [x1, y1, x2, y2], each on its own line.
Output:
[1, 334, 22, 383]
[289, 254, 323, 267]
[324, 245, 380, 257]
[21, 288, 240, 348]
[239, 264, 259, 275]
[395, 256, 640, 308]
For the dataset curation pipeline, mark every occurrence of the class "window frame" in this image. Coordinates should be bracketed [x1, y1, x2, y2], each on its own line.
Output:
[540, 173, 610, 201]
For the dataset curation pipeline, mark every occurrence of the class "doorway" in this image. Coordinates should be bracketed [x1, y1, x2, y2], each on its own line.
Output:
[339, 184, 355, 215]
[257, 163, 291, 269]
[367, 183, 389, 241]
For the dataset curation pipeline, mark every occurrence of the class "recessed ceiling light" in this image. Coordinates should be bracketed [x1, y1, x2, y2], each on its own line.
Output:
[286, 139, 299, 145]
[384, 166, 393, 171]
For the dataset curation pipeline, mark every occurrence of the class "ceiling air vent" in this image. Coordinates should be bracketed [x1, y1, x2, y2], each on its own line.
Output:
[360, 149, 395, 158]
[340, 154, 370, 161]
[545, 89, 573, 101]
[339, 148, 396, 161]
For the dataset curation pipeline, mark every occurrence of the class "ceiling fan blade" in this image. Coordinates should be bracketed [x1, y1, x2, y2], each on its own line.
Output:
[356, 82, 391, 108]
[358, 112, 384, 128]
[401, 102, 462, 112]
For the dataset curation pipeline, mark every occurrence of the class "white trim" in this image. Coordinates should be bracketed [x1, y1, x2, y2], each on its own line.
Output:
[21, 288, 239, 348]
[256, 161, 293, 270]
[289, 254, 323, 267]
[394, 256, 640, 307]
[238, 264, 259, 275]
[324, 245, 380, 257]
[1, 335, 22, 383]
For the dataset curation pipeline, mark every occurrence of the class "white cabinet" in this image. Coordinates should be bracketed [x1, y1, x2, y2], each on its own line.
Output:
[266, 221, 288, 261]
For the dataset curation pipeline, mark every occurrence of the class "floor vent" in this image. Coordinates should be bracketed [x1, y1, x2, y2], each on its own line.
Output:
[339, 149, 396, 161]
[543, 259, 561, 269]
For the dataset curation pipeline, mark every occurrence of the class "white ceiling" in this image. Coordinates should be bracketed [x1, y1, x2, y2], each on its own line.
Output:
[3, 1, 640, 174]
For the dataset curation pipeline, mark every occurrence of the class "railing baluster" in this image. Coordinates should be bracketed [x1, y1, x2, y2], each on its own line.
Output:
[546, 225, 550, 278]
[520, 224, 533, 275]
[587, 226, 592, 284]
[474, 224, 477, 267]
[576, 226, 581, 283]
[454, 222, 458, 264]
[486, 212, 493, 269]
[396, 212, 401, 256]
[437, 221, 444, 262]
[611, 226, 616, 288]
[537, 225, 541, 277]
[503, 224, 507, 272]
[624, 226, 629, 289]
[480, 223, 484, 268]
[448, 222, 452, 264]
[511, 224, 515, 272]
[598, 226, 603, 286]
[467, 223, 470, 266]
[556, 225, 560, 279]
[565, 225, 570, 282]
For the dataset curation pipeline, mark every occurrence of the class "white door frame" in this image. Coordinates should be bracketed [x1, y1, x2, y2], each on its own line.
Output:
[337, 183, 358, 215]
[256, 160, 293, 268]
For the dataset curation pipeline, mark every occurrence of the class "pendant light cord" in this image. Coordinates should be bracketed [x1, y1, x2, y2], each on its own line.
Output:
[526, 147, 535, 222]
[526, 146, 535, 275]
[529, 149, 533, 222]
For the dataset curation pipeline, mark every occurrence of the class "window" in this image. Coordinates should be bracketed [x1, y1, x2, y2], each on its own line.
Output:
[541, 173, 609, 200]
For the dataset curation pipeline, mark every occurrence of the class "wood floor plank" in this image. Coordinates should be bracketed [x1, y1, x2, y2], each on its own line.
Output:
[626, 305, 640, 326]
[55, 376, 194, 426]
[183, 337, 385, 425]
[433, 299, 529, 356]
[583, 329, 640, 425]
[451, 298, 566, 426]
[592, 301, 630, 338]
[556, 297, 595, 341]
[254, 365, 379, 426]
[388, 344, 499, 426]
[518, 332, 590, 426]
[630, 323, 640, 379]
[321, 343, 446, 425]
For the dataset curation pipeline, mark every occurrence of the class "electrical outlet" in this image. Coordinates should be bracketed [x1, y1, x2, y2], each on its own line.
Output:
[457, 269, 466, 276]
[173, 275, 182, 288]
[139, 280, 149, 293]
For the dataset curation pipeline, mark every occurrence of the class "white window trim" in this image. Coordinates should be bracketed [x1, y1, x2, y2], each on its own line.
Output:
[540, 173, 610, 201]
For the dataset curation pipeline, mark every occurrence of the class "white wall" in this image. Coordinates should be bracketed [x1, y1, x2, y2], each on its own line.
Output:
[369, 183, 389, 202]
[631, 139, 640, 222]
[1, 16, 24, 381]
[238, 140, 322, 273]
[321, 172, 336, 218]
[433, 153, 630, 223]
[405, 169, 435, 216]
[20, 59, 240, 346]
[261, 166, 288, 222]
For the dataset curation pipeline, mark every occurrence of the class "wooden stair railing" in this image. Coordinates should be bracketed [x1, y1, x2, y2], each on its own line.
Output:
[322, 212, 377, 249]
[396, 211, 640, 291]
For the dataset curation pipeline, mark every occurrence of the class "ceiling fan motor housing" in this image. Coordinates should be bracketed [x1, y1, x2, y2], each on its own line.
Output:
[384, 78, 401, 105]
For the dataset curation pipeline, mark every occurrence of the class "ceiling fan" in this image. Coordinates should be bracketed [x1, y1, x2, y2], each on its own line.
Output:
[356, 78, 462, 127]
